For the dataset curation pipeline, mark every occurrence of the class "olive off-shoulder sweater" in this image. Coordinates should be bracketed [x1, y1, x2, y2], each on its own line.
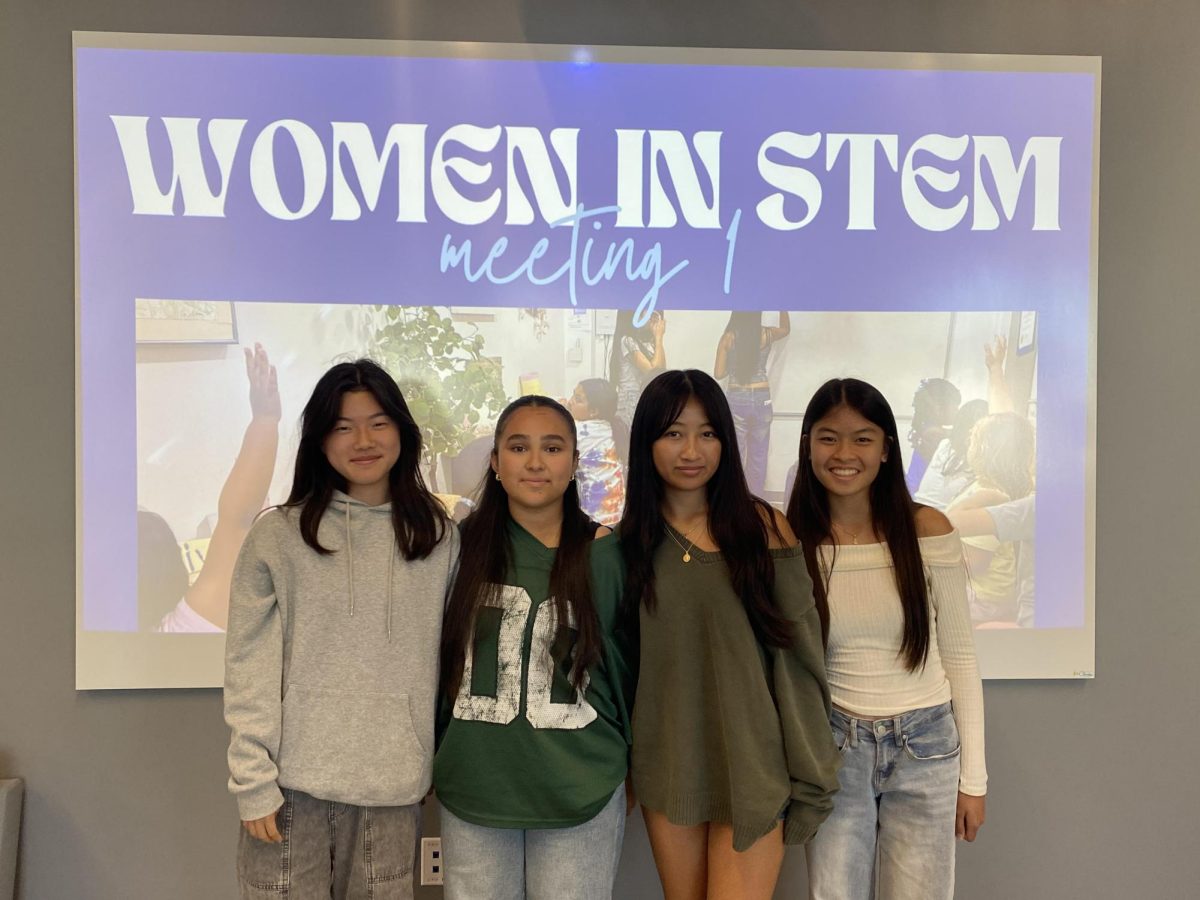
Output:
[630, 528, 842, 851]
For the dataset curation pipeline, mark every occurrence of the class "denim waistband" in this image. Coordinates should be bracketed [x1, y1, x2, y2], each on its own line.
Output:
[831, 701, 952, 747]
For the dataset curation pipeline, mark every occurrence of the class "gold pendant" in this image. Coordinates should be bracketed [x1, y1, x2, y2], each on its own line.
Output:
[683, 552, 691, 563]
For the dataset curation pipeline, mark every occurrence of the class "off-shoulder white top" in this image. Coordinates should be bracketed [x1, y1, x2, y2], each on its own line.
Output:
[819, 530, 987, 795]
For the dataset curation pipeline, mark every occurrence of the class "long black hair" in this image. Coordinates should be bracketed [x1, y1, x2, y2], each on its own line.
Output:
[441, 395, 602, 701]
[723, 311, 764, 384]
[621, 369, 794, 648]
[785, 378, 930, 671]
[283, 359, 447, 559]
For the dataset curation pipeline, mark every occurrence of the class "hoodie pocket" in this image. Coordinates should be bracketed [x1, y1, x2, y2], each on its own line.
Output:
[278, 684, 430, 805]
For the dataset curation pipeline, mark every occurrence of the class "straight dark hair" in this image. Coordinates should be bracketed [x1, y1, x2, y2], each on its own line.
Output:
[723, 311, 764, 385]
[785, 378, 931, 671]
[283, 359, 447, 559]
[621, 369, 794, 648]
[441, 395, 602, 701]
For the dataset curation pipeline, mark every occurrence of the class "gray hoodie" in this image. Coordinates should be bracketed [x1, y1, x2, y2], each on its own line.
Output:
[224, 492, 458, 821]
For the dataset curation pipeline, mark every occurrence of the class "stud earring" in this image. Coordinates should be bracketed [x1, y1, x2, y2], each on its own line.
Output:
[494, 472, 501, 481]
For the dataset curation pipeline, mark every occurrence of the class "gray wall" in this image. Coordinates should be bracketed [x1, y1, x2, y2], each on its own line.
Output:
[2, 1, 1197, 897]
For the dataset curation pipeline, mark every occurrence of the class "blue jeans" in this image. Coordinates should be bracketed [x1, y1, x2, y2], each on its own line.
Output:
[236, 789, 419, 900]
[440, 784, 626, 900]
[727, 386, 773, 496]
[806, 703, 961, 900]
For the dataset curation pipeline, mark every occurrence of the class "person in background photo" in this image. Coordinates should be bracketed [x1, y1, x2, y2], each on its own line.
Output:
[623, 369, 840, 900]
[148, 342, 280, 633]
[565, 378, 629, 527]
[435, 396, 635, 900]
[786, 378, 986, 900]
[713, 311, 790, 497]
[610, 309, 666, 427]
[947, 412, 1035, 625]
[224, 359, 457, 900]
[913, 399, 989, 511]
[905, 377, 961, 493]
[948, 493, 1036, 628]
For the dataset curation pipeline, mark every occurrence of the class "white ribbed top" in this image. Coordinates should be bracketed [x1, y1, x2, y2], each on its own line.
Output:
[820, 531, 987, 795]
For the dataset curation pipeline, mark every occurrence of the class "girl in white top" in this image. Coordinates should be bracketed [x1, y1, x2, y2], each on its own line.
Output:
[786, 378, 986, 900]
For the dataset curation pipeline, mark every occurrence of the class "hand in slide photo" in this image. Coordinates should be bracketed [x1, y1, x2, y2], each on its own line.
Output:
[983, 334, 1007, 375]
[246, 342, 282, 423]
[155, 342, 281, 632]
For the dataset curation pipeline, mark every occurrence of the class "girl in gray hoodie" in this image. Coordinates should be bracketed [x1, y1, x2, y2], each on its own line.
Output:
[224, 359, 458, 900]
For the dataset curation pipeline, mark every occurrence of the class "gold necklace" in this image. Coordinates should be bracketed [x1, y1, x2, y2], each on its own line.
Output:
[666, 520, 705, 563]
[832, 522, 864, 545]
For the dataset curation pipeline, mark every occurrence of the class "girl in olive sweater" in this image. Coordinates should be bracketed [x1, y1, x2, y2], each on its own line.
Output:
[621, 369, 841, 900]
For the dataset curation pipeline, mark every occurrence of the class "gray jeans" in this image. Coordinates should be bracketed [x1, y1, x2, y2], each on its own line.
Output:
[237, 788, 419, 899]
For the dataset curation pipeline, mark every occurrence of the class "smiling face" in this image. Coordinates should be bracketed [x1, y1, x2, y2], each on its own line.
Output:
[651, 396, 722, 495]
[491, 405, 578, 517]
[808, 404, 889, 506]
[322, 389, 401, 506]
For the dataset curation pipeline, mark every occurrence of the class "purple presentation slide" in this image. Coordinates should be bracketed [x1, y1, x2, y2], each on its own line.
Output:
[74, 38, 1097, 683]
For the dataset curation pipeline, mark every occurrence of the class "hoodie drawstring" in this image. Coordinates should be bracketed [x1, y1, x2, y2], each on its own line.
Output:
[386, 546, 395, 643]
[345, 501, 355, 617]
[344, 499, 396, 642]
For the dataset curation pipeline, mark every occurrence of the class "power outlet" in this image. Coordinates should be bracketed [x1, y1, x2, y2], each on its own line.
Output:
[420, 836, 443, 886]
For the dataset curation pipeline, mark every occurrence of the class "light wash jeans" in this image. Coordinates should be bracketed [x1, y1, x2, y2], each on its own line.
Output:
[236, 788, 419, 900]
[806, 702, 961, 900]
[441, 784, 626, 900]
[727, 386, 773, 497]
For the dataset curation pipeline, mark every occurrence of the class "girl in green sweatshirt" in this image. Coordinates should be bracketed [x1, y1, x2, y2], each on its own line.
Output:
[435, 395, 636, 900]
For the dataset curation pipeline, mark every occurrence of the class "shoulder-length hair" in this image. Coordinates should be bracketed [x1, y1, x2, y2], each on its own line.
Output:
[577, 377, 630, 459]
[620, 369, 794, 648]
[785, 378, 930, 670]
[607, 310, 653, 383]
[942, 399, 990, 478]
[440, 395, 602, 701]
[967, 412, 1035, 500]
[283, 359, 447, 559]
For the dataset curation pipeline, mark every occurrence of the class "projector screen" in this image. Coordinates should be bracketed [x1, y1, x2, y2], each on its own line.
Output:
[74, 34, 1098, 688]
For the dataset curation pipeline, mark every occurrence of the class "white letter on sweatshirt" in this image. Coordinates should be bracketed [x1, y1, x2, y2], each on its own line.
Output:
[330, 122, 427, 222]
[431, 125, 502, 226]
[973, 136, 1062, 231]
[249, 120, 328, 220]
[110, 116, 246, 217]
[901, 134, 970, 232]
[756, 131, 823, 230]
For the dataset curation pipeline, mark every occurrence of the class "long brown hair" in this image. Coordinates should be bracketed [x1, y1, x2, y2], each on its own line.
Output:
[786, 378, 931, 671]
